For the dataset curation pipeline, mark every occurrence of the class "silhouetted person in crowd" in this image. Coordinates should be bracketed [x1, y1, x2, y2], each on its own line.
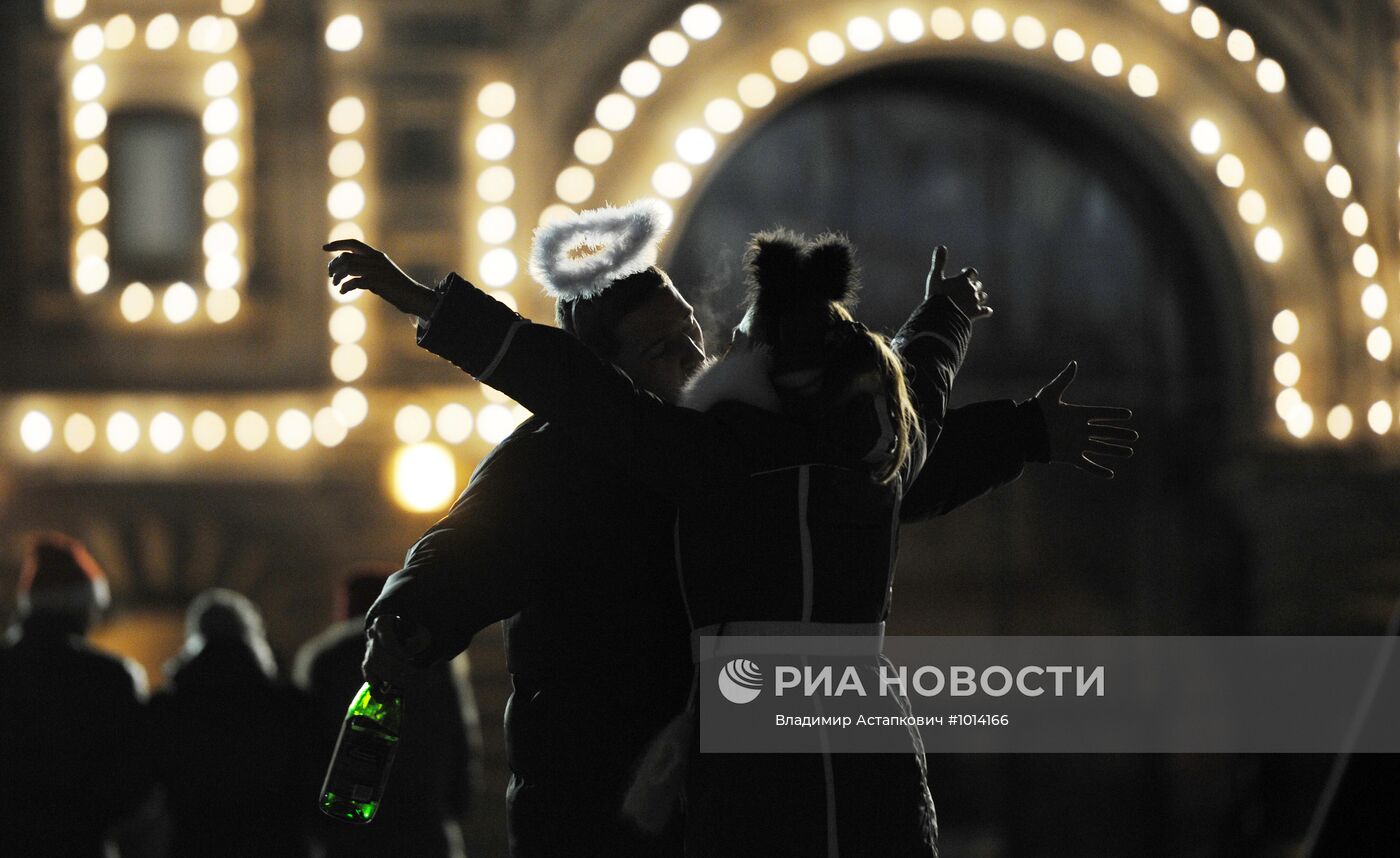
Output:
[0, 532, 153, 858]
[149, 588, 317, 858]
[295, 564, 480, 858]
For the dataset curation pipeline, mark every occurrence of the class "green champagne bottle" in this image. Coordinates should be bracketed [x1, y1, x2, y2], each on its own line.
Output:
[319, 680, 403, 824]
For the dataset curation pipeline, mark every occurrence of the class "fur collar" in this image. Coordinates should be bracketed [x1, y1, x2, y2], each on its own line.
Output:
[679, 345, 781, 413]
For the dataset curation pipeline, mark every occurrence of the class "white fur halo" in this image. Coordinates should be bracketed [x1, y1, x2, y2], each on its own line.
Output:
[527, 198, 671, 300]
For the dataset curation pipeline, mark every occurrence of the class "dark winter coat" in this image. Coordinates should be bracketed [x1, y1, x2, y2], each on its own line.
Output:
[149, 638, 319, 858]
[369, 415, 695, 857]
[410, 273, 1043, 857]
[0, 615, 153, 858]
[294, 618, 478, 858]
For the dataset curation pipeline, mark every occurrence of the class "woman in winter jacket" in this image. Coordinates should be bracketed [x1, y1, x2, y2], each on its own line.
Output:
[327, 211, 989, 857]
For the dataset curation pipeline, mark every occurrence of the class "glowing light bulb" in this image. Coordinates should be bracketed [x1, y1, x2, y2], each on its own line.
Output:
[206, 289, 240, 323]
[930, 8, 965, 41]
[150, 412, 183, 453]
[120, 282, 153, 321]
[1090, 44, 1123, 77]
[1216, 154, 1244, 187]
[1326, 405, 1353, 440]
[620, 61, 662, 98]
[193, 411, 227, 451]
[1361, 284, 1387, 319]
[1303, 127, 1331, 162]
[331, 343, 368, 381]
[436, 403, 473, 443]
[205, 255, 242, 291]
[145, 14, 179, 50]
[479, 248, 519, 287]
[205, 181, 239, 218]
[395, 405, 432, 444]
[277, 409, 313, 450]
[203, 139, 240, 177]
[969, 9, 1006, 43]
[477, 165, 516, 200]
[391, 443, 457, 512]
[1272, 310, 1299, 344]
[477, 82, 516, 117]
[64, 413, 96, 453]
[313, 408, 348, 447]
[327, 180, 366, 219]
[1257, 58, 1285, 93]
[204, 61, 239, 97]
[1190, 119, 1221, 155]
[649, 31, 689, 67]
[1011, 16, 1046, 50]
[1367, 401, 1393, 434]
[738, 73, 776, 108]
[676, 127, 716, 164]
[164, 282, 198, 323]
[328, 97, 366, 134]
[478, 206, 517, 244]
[329, 140, 365, 177]
[1238, 190, 1266, 224]
[770, 49, 808, 83]
[652, 162, 693, 198]
[1254, 227, 1283, 263]
[1190, 7, 1220, 39]
[846, 17, 884, 52]
[705, 98, 743, 134]
[20, 412, 53, 452]
[325, 15, 363, 52]
[107, 411, 140, 452]
[1343, 203, 1368, 237]
[1052, 29, 1085, 62]
[332, 387, 368, 427]
[234, 410, 269, 450]
[1128, 65, 1159, 97]
[596, 95, 638, 133]
[555, 167, 595, 204]
[680, 4, 721, 40]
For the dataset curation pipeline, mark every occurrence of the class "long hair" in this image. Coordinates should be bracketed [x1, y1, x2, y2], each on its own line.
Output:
[830, 303, 923, 485]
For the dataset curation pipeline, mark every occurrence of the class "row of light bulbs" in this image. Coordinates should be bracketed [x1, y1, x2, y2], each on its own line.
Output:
[13, 396, 527, 457]
[562, 1, 1390, 443]
[323, 7, 372, 397]
[51, 1, 258, 23]
[66, 10, 249, 323]
[472, 81, 524, 301]
[1156, 0, 1395, 439]
[542, 4, 722, 217]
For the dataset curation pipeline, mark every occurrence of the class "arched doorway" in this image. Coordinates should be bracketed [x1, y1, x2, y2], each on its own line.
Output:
[666, 59, 1263, 854]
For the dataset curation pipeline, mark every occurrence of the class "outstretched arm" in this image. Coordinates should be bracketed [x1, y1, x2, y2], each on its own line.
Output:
[325, 239, 724, 502]
[891, 245, 991, 484]
[901, 363, 1137, 520]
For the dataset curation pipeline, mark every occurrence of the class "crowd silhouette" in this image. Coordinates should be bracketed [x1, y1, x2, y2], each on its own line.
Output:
[0, 534, 480, 858]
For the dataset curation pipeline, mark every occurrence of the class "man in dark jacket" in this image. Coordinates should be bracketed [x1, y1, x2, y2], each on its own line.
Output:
[295, 565, 480, 858]
[327, 220, 1133, 856]
[0, 533, 153, 858]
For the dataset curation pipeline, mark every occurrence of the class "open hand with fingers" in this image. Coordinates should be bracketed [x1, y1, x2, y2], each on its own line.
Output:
[324, 239, 439, 319]
[1033, 361, 1138, 479]
[926, 245, 993, 322]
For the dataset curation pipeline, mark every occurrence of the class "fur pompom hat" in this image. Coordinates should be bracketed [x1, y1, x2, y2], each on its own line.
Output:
[737, 228, 861, 360]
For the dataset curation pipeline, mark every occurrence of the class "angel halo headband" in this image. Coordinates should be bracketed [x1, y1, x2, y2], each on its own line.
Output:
[527, 198, 671, 301]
